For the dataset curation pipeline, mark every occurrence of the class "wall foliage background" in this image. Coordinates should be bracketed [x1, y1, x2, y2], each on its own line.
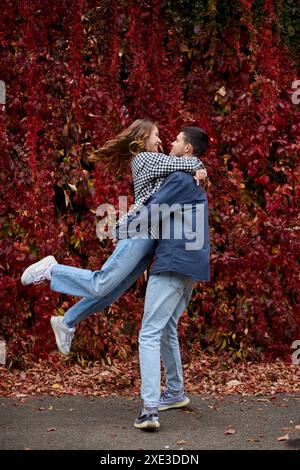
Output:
[0, 0, 300, 367]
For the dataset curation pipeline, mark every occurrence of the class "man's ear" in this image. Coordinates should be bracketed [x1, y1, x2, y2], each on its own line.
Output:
[185, 142, 193, 154]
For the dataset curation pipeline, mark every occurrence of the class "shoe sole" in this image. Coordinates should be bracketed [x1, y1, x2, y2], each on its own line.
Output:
[134, 420, 160, 430]
[158, 397, 190, 411]
[21, 255, 56, 285]
[50, 317, 70, 356]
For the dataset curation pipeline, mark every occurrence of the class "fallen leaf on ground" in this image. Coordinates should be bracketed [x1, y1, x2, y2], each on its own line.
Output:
[1, 353, 300, 399]
[176, 439, 187, 445]
[277, 434, 289, 441]
[225, 427, 236, 435]
[226, 380, 241, 387]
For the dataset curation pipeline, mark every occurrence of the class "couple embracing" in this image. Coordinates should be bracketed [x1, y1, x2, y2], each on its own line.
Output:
[21, 119, 210, 430]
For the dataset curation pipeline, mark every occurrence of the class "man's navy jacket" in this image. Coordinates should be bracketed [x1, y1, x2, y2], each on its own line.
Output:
[118, 171, 210, 281]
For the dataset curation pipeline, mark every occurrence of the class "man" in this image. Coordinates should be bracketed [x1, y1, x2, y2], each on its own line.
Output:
[129, 128, 210, 430]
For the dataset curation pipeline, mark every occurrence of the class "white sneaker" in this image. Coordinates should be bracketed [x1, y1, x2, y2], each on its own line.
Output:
[50, 316, 75, 355]
[21, 255, 58, 285]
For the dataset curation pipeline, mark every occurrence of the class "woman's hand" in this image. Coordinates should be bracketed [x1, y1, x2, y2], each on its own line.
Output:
[194, 168, 207, 186]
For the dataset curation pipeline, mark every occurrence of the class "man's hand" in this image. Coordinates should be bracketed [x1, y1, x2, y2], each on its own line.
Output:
[194, 168, 207, 186]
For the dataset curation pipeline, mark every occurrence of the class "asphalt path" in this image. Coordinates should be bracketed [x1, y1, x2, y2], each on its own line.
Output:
[1, 394, 300, 451]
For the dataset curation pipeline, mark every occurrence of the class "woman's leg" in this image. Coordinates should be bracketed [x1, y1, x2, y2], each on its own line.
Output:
[50, 238, 156, 298]
[51, 253, 152, 355]
[63, 253, 152, 328]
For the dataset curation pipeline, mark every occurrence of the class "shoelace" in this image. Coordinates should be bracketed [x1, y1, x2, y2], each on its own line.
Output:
[141, 411, 158, 420]
[160, 390, 172, 401]
[32, 275, 47, 285]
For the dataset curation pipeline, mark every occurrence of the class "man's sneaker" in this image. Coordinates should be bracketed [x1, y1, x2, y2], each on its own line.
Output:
[158, 389, 190, 411]
[134, 406, 160, 430]
[21, 256, 58, 285]
[50, 316, 75, 355]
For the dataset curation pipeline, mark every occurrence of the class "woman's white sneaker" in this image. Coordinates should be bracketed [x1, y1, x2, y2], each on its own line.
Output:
[50, 316, 75, 355]
[21, 256, 58, 285]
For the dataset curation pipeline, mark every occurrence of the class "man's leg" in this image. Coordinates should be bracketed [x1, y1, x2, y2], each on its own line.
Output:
[50, 238, 155, 298]
[138, 272, 191, 407]
[135, 271, 193, 430]
[159, 279, 194, 410]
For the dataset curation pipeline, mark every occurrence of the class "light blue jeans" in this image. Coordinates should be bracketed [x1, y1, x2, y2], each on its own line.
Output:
[139, 271, 194, 408]
[50, 238, 156, 328]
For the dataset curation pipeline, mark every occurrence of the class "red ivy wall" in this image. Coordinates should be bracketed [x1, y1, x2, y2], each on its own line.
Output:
[0, 0, 299, 365]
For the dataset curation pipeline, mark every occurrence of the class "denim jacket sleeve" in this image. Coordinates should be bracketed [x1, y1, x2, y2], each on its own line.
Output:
[117, 173, 195, 239]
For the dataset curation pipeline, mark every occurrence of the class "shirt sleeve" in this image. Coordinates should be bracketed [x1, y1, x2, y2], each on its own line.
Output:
[147, 152, 205, 178]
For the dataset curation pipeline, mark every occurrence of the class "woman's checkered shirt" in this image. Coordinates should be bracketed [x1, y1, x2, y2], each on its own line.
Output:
[116, 151, 205, 228]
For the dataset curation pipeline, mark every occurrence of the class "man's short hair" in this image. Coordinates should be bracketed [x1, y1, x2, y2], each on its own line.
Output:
[181, 126, 208, 157]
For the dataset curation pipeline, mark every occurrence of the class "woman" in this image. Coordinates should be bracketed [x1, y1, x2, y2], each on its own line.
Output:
[21, 119, 206, 355]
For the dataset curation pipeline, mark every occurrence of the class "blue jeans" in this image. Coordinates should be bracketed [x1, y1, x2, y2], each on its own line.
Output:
[139, 271, 194, 408]
[50, 238, 156, 328]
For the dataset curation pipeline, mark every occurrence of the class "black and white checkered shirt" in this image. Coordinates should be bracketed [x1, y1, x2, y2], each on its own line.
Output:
[116, 152, 205, 229]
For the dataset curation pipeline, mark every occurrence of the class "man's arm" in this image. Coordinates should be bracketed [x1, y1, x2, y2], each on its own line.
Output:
[117, 173, 197, 239]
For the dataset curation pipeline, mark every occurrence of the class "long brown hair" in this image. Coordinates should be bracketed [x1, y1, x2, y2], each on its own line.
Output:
[89, 118, 155, 175]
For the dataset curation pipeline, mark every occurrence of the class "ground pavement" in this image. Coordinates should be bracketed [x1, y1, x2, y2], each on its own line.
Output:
[1, 394, 300, 451]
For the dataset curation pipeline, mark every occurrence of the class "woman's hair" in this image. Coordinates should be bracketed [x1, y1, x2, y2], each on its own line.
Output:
[181, 126, 208, 157]
[89, 118, 155, 174]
